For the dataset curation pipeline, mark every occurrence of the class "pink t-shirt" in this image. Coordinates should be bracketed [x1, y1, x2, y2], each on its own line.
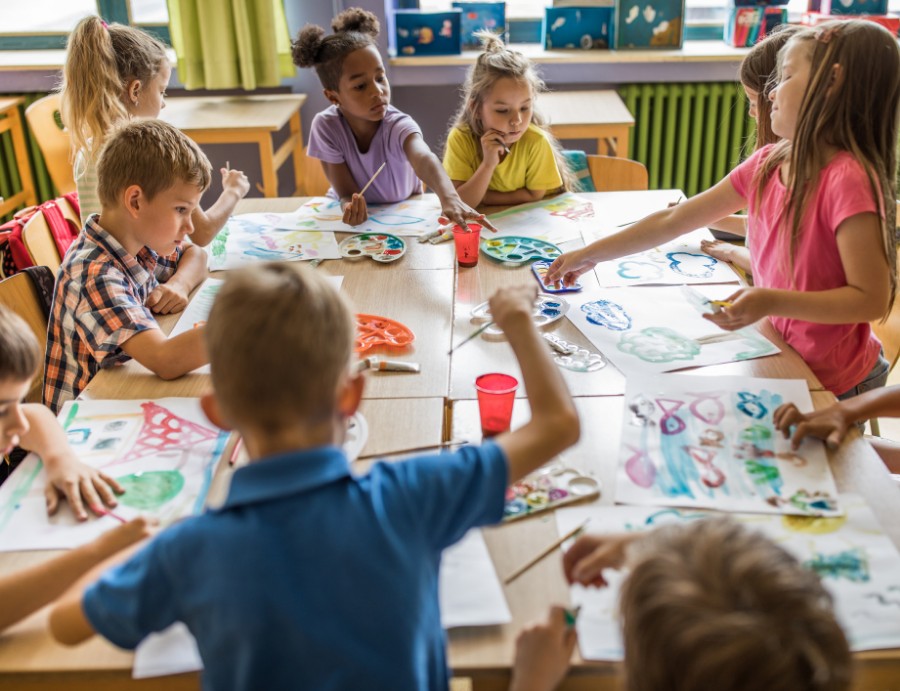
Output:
[729, 145, 883, 395]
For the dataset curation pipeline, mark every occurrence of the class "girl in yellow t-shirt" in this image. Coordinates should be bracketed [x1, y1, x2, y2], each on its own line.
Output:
[442, 32, 573, 207]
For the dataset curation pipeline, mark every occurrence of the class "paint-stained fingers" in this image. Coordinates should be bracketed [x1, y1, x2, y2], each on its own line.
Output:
[78, 478, 106, 520]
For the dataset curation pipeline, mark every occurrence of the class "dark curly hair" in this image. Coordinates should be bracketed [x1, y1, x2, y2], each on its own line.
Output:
[291, 8, 380, 91]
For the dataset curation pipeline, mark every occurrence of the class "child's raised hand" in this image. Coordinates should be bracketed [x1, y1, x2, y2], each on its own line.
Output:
[480, 129, 508, 168]
[773, 402, 850, 450]
[702, 287, 772, 331]
[342, 193, 368, 226]
[509, 606, 577, 691]
[562, 533, 634, 587]
[488, 284, 538, 335]
[44, 457, 124, 522]
[146, 282, 190, 315]
[545, 249, 596, 288]
[221, 167, 250, 199]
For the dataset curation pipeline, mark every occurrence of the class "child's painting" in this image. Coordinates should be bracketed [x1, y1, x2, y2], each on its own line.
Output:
[565, 285, 779, 376]
[277, 195, 446, 238]
[486, 193, 597, 244]
[208, 216, 341, 270]
[169, 278, 223, 374]
[0, 398, 229, 552]
[585, 228, 740, 287]
[618, 374, 840, 516]
[556, 495, 900, 660]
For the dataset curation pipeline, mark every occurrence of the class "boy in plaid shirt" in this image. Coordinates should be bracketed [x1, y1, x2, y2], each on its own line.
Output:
[44, 120, 211, 413]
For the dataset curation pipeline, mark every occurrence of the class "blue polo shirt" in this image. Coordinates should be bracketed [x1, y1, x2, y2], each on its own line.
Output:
[82, 443, 508, 691]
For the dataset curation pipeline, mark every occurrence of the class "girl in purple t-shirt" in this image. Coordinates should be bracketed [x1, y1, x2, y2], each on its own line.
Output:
[548, 21, 899, 399]
[292, 8, 491, 231]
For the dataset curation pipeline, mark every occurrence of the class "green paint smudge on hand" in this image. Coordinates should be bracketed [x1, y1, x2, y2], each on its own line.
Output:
[115, 471, 185, 510]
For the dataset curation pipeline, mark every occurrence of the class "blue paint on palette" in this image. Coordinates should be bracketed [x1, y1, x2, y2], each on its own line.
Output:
[582, 300, 632, 331]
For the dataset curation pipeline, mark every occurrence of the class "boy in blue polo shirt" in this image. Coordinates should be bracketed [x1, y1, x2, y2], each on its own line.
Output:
[50, 263, 580, 690]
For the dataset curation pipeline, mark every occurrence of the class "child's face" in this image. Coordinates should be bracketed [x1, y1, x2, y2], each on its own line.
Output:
[131, 180, 202, 255]
[479, 77, 533, 146]
[127, 62, 172, 120]
[769, 41, 812, 140]
[0, 378, 30, 457]
[743, 84, 759, 120]
[327, 46, 390, 125]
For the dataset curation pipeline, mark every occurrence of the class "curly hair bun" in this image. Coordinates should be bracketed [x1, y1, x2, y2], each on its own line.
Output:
[475, 30, 505, 53]
[292, 24, 326, 68]
[333, 7, 380, 37]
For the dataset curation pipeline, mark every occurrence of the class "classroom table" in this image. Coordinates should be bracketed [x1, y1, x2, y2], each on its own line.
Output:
[1, 191, 898, 690]
[539, 90, 635, 157]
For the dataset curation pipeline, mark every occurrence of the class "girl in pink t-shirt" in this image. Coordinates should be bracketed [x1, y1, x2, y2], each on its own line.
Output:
[548, 21, 899, 397]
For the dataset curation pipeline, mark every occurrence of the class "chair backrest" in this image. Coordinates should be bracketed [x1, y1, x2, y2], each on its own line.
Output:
[872, 201, 900, 371]
[25, 94, 75, 195]
[301, 151, 331, 196]
[22, 210, 63, 273]
[586, 155, 649, 192]
[0, 273, 49, 403]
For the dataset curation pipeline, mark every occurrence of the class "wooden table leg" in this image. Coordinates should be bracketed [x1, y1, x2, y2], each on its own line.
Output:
[256, 133, 277, 198]
[289, 111, 304, 196]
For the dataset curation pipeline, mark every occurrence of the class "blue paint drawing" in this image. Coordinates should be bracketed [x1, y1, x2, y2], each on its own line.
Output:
[617, 261, 663, 281]
[67, 428, 90, 445]
[667, 252, 718, 278]
[804, 547, 870, 583]
[737, 391, 768, 419]
[582, 300, 633, 331]
[618, 327, 700, 363]
[369, 214, 424, 226]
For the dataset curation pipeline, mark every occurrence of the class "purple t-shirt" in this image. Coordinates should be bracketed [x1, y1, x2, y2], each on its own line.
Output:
[306, 105, 422, 204]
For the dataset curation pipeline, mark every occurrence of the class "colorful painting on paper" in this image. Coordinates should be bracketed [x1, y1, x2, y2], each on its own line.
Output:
[556, 495, 900, 660]
[0, 398, 229, 552]
[208, 216, 341, 270]
[566, 285, 779, 376]
[618, 374, 840, 516]
[276, 195, 446, 238]
[486, 193, 597, 244]
[585, 228, 741, 287]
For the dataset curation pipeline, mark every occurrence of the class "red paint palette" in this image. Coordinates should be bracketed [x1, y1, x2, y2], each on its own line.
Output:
[355, 314, 415, 353]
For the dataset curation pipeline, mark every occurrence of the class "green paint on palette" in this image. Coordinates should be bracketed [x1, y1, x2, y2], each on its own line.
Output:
[115, 471, 185, 510]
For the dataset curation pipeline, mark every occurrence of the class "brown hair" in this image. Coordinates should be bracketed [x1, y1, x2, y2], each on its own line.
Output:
[449, 31, 575, 191]
[292, 8, 380, 92]
[620, 519, 852, 691]
[205, 263, 356, 434]
[96, 119, 211, 208]
[0, 304, 41, 383]
[60, 15, 168, 160]
[753, 21, 899, 317]
[740, 24, 803, 149]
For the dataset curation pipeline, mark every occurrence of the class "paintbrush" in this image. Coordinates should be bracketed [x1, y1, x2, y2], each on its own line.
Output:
[504, 519, 590, 584]
[356, 440, 469, 461]
[448, 321, 495, 355]
[358, 162, 387, 197]
[93, 506, 128, 524]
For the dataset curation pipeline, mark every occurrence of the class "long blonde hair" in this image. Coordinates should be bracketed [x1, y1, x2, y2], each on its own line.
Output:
[449, 31, 575, 192]
[60, 16, 168, 161]
[753, 21, 899, 317]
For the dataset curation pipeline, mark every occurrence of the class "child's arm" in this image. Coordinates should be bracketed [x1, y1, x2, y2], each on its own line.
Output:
[120, 326, 208, 380]
[1, 518, 152, 633]
[509, 606, 578, 691]
[452, 129, 509, 208]
[490, 285, 580, 482]
[145, 244, 207, 315]
[774, 385, 900, 449]
[700, 239, 752, 274]
[481, 188, 548, 206]
[561, 532, 641, 587]
[707, 214, 748, 238]
[19, 404, 123, 520]
[321, 161, 369, 226]
[187, 167, 251, 247]
[545, 176, 746, 286]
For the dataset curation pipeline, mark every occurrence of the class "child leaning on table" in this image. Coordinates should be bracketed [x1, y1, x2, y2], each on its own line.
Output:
[43, 120, 210, 414]
[49, 264, 580, 691]
[510, 519, 852, 691]
[293, 8, 491, 230]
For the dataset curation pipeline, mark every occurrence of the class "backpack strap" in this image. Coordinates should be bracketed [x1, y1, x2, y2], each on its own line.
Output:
[39, 199, 81, 258]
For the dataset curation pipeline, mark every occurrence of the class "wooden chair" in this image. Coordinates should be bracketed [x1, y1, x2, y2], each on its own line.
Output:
[586, 154, 649, 192]
[0, 273, 49, 403]
[25, 94, 75, 195]
[20, 198, 80, 274]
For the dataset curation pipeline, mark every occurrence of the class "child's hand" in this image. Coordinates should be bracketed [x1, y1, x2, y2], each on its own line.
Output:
[488, 284, 538, 334]
[509, 606, 577, 691]
[480, 129, 508, 168]
[700, 238, 739, 263]
[545, 249, 596, 288]
[773, 402, 851, 450]
[342, 193, 368, 226]
[221, 167, 250, 199]
[438, 199, 498, 233]
[702, 287, 772, 331]
[44, 457, 124, 521]
[146, 282, 190, 315]
[562, 533, 634, 587]
[95, 516, 159, 556]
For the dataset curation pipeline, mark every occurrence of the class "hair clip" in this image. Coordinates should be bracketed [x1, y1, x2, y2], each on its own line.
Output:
[101, 20, 109, 29]
[815, 25, 839, 44]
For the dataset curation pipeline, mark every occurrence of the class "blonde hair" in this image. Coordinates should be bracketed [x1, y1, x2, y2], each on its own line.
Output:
[0, 304, 40, 383]
[205, 263, 356, 434]
[96, 119, 211, 208]
[753, 21, 899, 317]
[292, 8, 380, 92]
[620, 519, 852, 691]
[60, 15, 168, 161]
[449, 31, 575, 191]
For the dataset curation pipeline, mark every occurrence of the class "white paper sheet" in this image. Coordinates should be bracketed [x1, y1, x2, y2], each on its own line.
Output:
[486, 193, 597, 245]
[208, 215, 341, 270]
[276, 195, 446, 238]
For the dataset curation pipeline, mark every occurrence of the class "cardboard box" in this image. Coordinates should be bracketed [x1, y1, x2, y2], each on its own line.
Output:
[802, 10, 899, 33]
[543, 6, 616, 49]
[394, 10, 462, 56]
[818, 0, 887, 15]
[452, 2, 507, 46]
[724, 6, 787, 46]
[615, 0, 685, 48]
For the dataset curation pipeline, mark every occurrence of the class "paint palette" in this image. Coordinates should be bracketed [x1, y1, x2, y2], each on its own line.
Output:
[503, 464, 601, 522]
[355, 314, 415, 353]
[339, 233, 406, 263]
[531, 260, 582, 293]
[481, 236, 562, 264]
[470, 295, 569, 337]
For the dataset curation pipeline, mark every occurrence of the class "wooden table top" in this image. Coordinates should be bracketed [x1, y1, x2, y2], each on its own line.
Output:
[539, 90, 635, 127]
[159, 94, 307, 133]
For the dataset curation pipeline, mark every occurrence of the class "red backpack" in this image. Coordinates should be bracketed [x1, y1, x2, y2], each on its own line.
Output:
[0, 192, 81, 278]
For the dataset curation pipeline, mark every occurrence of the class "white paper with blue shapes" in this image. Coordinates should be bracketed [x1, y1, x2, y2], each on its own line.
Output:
[274, 195, 446, 238]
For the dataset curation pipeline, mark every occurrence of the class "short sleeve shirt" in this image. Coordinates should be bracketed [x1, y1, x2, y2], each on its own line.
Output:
[43, 216, 181, 412]
[74, 149, 101, 225]
[443, 124, 563, 193]
[307, 105, 422, 204]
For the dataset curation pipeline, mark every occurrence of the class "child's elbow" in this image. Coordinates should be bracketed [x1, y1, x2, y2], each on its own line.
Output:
[48, 603, 91, 646]
[555, 406, 581, 450]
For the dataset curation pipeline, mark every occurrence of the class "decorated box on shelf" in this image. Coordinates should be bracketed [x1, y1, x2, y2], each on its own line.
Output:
[724, 6, 787, 46]
[615, 0, 685, 48]
[393, 9, 462, 56]
[818, 0, 887, 14]
[452, 1, 507, 46]
[543, 6, 616, 49]
[801, 10, 899, 32]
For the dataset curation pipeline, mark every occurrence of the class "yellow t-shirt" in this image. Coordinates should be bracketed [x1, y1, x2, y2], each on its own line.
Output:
[443, 124, 563, 193]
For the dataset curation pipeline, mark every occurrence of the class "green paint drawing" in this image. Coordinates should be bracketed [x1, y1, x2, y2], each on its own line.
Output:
[115, 471, 185, 510]
[740, 424, 772, 443]
[211, 225, 230, 259]
[0, 460, 44, 532]
[735, 332, 777, 360]
[617, 327, 700, 363]
[62, 402, 80, 431]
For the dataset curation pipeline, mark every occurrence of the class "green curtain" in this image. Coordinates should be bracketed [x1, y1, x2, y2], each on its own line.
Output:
[166, 0, 295, 90]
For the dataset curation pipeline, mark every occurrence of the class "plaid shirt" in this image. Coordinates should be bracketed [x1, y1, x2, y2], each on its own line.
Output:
[44, 216, 182, 413]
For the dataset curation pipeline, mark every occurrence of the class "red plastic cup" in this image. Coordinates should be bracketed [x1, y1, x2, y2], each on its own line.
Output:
[475, 373, 518, 437]
[452, 223, 481, 268]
